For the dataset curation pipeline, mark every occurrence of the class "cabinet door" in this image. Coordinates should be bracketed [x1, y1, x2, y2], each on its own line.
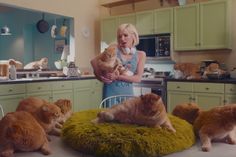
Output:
[101, 17, 118, 44]
[52, 89, 73, 104]
[194, 92, 224, 110]
[224, 94, 236, 105]
[73, 88, 91, 111]
[174, 4, 199, 51]
[224, 83, 236, 105]
[0, 94, 25, 114]
[154, 8, 173, 34]
[200, 0, 230, 49]
[167, 91, 193, 113]
[118, 14, 136, 26]
[90, 80, 103, 109]
[26, 82, 52, 102]
[136, 10, 154, 35]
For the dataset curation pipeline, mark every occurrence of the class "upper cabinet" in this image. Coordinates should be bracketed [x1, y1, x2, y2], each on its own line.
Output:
[174, 0, 231, 51]
[154, 8, 173, 34]
[101, 8, 173, 43]
[101, 17, 118, 44]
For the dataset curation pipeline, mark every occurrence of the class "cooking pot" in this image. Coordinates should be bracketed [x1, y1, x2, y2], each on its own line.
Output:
[36, 13, 49, 33]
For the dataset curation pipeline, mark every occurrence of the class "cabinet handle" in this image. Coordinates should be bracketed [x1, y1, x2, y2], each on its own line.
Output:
[205, 87, 209, 90]
[176, 86, 180, 89]
[230, 88, 234, 91]
[37, 87, 41, 90]
[8, 89, 13, 92]
[61, 85, 65, 87]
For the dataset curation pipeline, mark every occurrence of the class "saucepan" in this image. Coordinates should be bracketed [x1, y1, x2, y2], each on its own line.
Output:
[36, 13, 49, 33]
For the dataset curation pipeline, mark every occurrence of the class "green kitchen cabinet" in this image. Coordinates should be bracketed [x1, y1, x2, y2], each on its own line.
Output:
[167, 82, 194, 112]
[193, 82, 224, 110]
[224, 84, 236, 104]
[118, 13, 136, 26]
[136, 10, 154, 35]
[0, 84, 26, 113]
[101, 17, 118, 44]
[174, 0, 231, 51]
[26, 82, 53, 102]
[51, 81, 73, 105]
[154, 8, 173, 34]
[90, 79, 103, 108]
[167, 81, 224, 112]
[73, 79, 103, 111]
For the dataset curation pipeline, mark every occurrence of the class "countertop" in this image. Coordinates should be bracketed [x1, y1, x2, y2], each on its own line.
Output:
[166, 77, 236, 84]
[0, 75, 96, 84]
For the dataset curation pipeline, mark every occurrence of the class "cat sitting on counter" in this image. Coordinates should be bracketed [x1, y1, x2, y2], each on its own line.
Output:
[173, 63, 201, 80]
[24, 57, 48, 70]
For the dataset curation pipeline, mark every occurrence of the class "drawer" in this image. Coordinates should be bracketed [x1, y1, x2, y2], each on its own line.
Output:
[92, 80, 103, 89]
[73, 80, 92, 88]
[167, 82, 193, 92]
[194, 83, 224, 93]
[225, 84, 236, 94]
[0, 84, 26, 95]
[26, 82, 51, 92]
[52, 81, 73, 91]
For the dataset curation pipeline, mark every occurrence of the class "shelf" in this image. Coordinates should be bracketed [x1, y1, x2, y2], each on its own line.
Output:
[101, 0, 147, 8]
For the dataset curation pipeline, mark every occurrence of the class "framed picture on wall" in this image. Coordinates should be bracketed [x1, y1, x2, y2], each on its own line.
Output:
[54, 39, 65, 53]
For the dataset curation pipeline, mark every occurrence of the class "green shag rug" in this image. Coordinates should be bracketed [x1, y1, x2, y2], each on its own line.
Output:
[62, 109, 196, 157]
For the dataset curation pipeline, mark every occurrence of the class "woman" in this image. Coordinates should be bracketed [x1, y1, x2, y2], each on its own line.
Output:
[91, 23, 146, 99]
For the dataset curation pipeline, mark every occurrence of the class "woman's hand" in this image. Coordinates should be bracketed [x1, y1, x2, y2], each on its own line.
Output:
[100, 75, 113, 84]
[104, 72, 119, 82]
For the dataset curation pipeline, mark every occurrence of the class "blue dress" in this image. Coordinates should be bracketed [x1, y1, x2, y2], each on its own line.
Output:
[103, 48, 138, 101]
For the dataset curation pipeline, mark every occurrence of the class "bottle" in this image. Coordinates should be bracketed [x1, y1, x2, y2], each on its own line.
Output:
[9, 64, 17, 80]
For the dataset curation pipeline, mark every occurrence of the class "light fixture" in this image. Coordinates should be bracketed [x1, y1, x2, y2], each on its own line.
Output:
[0, 25, 12, 35]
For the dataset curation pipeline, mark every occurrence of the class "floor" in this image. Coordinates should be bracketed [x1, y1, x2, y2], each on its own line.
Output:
[14, 136, 236, 157]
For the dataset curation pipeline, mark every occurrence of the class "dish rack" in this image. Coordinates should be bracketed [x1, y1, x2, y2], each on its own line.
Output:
[99, 95, 135, 108]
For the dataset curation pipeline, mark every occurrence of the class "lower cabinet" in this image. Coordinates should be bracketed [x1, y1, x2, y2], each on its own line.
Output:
[0, 79, 103, 114]
[167, 82, 225, 112]
[73, 79, 103, 111]
[0, 84, 26, 114]
[224, 84, 236, 104]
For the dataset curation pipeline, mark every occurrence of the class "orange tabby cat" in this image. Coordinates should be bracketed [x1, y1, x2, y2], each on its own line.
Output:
[54, 99, 73, 128]
[172, 103, 236, 152]
[96, 44, 133, 76]
[0, 111, 51, 157]
[16, 97, 62, 136]
[24, 57, 48, 70]
[174, 63, 201, 80]
[92, 93, 175, 132]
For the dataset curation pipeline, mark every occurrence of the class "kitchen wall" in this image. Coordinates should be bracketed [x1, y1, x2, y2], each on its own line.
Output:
[0, 0, 100, 72]
[100, 0, 236, 71]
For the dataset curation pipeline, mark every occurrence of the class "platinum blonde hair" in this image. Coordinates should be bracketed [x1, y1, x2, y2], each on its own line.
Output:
[117, 23, 139, 46]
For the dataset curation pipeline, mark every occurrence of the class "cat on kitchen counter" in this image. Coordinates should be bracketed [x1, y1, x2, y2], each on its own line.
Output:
[0, 111, 51, 157]
[174, 63, 201, 80]
[92, 93, 176, 132]
[24, 57, 48, 70]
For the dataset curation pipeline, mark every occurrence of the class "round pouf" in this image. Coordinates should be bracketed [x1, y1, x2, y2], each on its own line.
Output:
[62, 109, 195, 157]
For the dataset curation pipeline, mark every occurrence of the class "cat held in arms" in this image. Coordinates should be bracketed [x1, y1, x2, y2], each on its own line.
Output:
[172, 103, 236, 152]
[92, 93, 176, 132]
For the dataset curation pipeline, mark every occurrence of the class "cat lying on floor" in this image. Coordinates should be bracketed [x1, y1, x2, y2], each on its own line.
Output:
[172, 103, 236, 152]
[0, 111, 51, 157]
[94, 44, 133, 76]
[16, 97, 63, 136]
[92, 93, 176, 132]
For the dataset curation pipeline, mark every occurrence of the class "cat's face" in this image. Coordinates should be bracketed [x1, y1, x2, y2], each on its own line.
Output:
[41, 104, 62, 121]
[172, 103, 200, 124]
[54, 99, 72, 114]
[102, 46, 116, 60]
[140, 93, 164, 116]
